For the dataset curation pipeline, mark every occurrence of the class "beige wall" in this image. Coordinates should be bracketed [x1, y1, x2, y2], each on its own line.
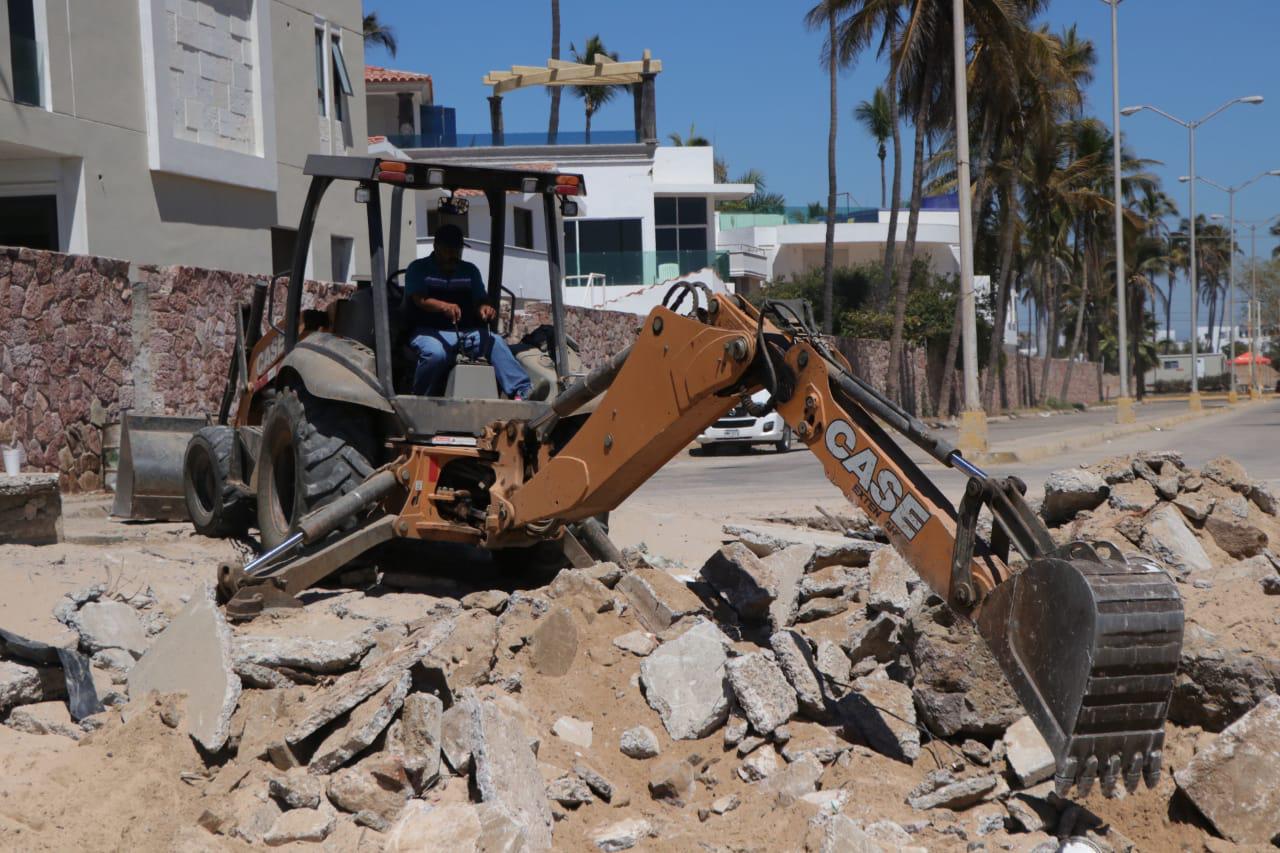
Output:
[0, 0, 414, 278]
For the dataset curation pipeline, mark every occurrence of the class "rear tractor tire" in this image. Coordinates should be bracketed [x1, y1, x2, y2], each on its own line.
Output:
[184, 426, 251, 538]
[255, 386, 377, 550]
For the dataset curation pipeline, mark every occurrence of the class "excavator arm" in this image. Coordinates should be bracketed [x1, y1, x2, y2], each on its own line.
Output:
[502, 290, 1183, 798]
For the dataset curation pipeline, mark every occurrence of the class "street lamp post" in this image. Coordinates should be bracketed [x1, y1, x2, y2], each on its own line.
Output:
[1100, 0, 1133, 423]
[953, 0, 985, 453]
[1182, 170, 1280, 402]
[1122, 95, 1265, 411]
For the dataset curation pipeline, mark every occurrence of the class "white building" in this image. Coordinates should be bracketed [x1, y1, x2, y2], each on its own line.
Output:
[0, 0, 409, 279]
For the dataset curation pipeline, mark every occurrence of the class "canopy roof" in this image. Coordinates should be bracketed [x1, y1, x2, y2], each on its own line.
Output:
[483, 50, 661, 96]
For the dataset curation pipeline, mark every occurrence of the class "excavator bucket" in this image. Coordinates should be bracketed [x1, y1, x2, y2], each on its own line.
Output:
[110, 413, 209, 521]
[975, 541, 1183, 797]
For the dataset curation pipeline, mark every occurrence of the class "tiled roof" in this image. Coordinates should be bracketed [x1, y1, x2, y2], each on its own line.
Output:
[365, 65, 432, 84]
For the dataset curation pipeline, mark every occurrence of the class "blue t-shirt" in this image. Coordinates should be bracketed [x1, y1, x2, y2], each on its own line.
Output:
[404, 254, 488, 330]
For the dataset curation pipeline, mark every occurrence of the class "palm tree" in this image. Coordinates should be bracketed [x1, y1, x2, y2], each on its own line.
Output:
[569, 36, 620, 144]
[805, 2, 843, 335]
[855, 86, 893, 207]
[362, 13, 397, 58]
[668, 123, 710, 147]
[548, 0, 561, 144]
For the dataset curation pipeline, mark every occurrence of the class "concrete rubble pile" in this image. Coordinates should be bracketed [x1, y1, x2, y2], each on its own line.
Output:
[0, 453, 1277, 850]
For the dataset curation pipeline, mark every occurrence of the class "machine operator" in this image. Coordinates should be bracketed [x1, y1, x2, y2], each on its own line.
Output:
[404, 224, 533, 400]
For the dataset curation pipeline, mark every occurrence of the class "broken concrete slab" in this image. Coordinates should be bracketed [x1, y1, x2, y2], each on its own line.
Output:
[126, 583, 240, 752]
[726, 651, 798, 735]
[268, 771, 324, 810]
[1173, 491, 1214, 524]
[770, 630, 828, 720]
[262, 806, 335, 846]
[547, 774, 594, 807]
[1042, 468, 1109, 525]
[867, 548, 915, 616]
[325, 755, 412, 830]
[552, 715, 593, 749]
[0, 473, 62, 545]
[309, 669, 412, 774]
[648, 758, 695, 803]
[815, 639, 851, 687]
[384, 801, 526, 853]
[843, 612, 903, 664]
[1140, 504, 1212, 576]
[1171, 624, 1280, 731]
[591, 817, 652, 852]
[639, 617, 732, 740]
[841, 665, 919, 762]
[464, 694, 554, 851]
[386, 691, 443, 792]
[4, 699, 82, 740]
[699, 542, 775, 620]
[574, 762, 614, 802]
[795, 597, 849, 623]
[0, 659, 62, 714]
[1248, 482, 1277, 515]
[1201, 455, 1251, 492]
[284, 616, 453, 747]
[1203, 505, 1269, 559]
[440, 701, 474, 773]
[763, 544, 816, 631]
[906, 598, 1021, 737]
[1174, 694, 1280, 844]
[764, 752, 822, 806]
[619, 725, 660, 759]
[427, 608, 497, 690]
[1108, 479, 1158, 513]
[737, 743, 781, 782]
[528, 606, 579, 677]
[461, 589, 510, 614]
[906, 774, 999, 811]
[233, 622, 376, 675]
[615, 568, 705, 633]
[1003, 716, 1054, 787]
[611, 630, 656, 657]
[73, 600, 149, 658]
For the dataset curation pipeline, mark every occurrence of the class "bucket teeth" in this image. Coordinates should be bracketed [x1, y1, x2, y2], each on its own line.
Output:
[975, 544, 1183, 801]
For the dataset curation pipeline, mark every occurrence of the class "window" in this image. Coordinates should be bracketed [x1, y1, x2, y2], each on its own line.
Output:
[1163, 359, 1181, 371]
[0, 195, 58, 250]
[563, 218, 643, 285]
[655, 196, 710, 274]
[314, 29, 326, 115]
[513, 207, 534, 250]
[8, 0, 43, 107]
[330, 34, 352, 122]
[271, 226, 299, 276]
[330, 235, 354, 283]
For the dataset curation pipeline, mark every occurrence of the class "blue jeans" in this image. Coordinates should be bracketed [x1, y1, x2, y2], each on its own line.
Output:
[409, 327, 533, 398]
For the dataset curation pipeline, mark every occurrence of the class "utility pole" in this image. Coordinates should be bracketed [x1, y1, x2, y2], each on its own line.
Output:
[953, 0, 985, 453]
[1101, 0, 1133, 422]
[1123, 95, 1264, 411]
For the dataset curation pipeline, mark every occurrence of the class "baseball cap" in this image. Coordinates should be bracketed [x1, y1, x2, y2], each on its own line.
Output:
[433, 224, 469, 249]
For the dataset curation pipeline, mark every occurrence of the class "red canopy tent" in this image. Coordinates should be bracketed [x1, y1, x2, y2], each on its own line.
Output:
[1231, 352, 1272, 365]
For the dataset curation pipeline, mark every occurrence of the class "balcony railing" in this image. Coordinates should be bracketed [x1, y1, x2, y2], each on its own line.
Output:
[563, 250, 729, 287]
[718, 207, 881, 229]
[386, 129, 640, 149]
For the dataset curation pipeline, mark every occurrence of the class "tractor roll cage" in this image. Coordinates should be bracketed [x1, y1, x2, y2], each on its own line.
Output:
[281, 154, 587, 399]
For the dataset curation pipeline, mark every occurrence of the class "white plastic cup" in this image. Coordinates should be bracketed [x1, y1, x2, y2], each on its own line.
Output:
[3, 446, 20, 476]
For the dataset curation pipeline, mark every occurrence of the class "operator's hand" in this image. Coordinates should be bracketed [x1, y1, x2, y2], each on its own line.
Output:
[478, 304, 496, 322]
[438, 301, 462, 323]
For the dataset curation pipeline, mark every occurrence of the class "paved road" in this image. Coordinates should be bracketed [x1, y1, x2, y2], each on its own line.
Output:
[610, 399, 1280, 562]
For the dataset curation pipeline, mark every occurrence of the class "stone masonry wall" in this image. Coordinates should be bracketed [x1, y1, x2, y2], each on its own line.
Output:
[0, 247, 350, 491]
[1, 248, 1106, 490]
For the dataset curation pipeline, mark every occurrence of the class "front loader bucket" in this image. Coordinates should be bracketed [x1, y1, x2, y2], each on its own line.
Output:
[110, 413, 209, 521]
[975, 541, 1183, 797]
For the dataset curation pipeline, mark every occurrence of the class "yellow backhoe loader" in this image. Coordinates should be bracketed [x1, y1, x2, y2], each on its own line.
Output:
[121, 155, 1183, 800]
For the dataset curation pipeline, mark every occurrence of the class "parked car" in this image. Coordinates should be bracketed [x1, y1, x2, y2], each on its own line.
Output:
[695, 390, 792, 453]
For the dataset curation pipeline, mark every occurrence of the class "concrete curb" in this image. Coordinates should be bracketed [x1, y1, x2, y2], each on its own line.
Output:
[969, 399, 1256, 465]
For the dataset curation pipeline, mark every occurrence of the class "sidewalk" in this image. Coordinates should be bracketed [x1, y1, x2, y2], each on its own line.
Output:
[967, 395, 1263, 464]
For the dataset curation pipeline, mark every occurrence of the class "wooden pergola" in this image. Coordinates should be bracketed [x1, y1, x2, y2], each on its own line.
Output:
[481, 50, 662, 145]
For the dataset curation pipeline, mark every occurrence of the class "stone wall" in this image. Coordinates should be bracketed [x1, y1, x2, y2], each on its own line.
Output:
[0, 247, 350, 491]
[511, 302, 644, 371]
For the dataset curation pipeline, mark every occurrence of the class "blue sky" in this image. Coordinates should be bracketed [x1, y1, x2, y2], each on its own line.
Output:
[365, 1, 1280, 333]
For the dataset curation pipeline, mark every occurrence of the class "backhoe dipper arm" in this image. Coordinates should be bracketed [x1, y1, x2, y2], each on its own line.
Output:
[501, 295, 1182, 800]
